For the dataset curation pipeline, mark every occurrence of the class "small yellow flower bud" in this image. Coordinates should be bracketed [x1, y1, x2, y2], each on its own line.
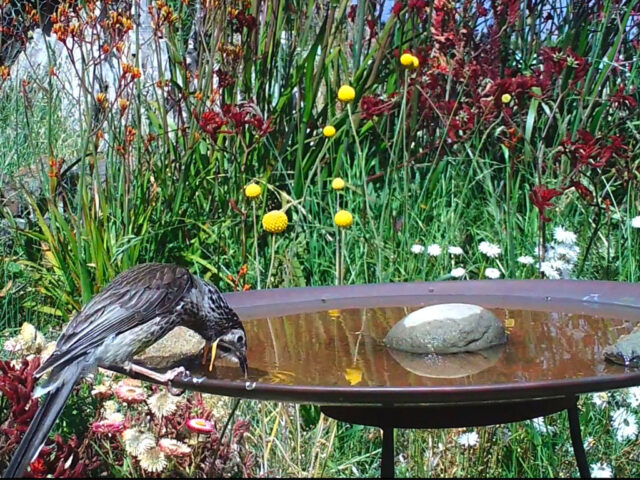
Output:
[501, 93, 512, 104]
[262, 210, 288, 234]
[337, 85, 356, 103]
[331, 177, 345, 191]
[244, 183, 262, 199]
[322, 125, 336, 138]
[400, 53, 414, 67]
[334, 210, 353, 228]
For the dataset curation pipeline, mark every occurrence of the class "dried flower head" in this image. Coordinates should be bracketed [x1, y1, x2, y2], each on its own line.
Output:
[186, 418, 215, 434]
[138, 447, 167, 473]
[122, 428, 156, 458]
[158, 438, 192, 457]
[147, 390, 180, 417]
[115, 381, 146, 404]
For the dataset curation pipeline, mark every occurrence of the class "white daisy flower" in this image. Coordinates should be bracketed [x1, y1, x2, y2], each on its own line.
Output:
[122, 429, 156, 458]
[531, 417, 555, 434]
[450, 267, 466, 278]
[630, 216, 640, 228]
[540, 262, 560, 279]
[478, 241, 501, 258]
[448, 246, 464, 255]
[138, 446, 167, 473]
[590, 462, 613, 478]
[553, 226, 577, 244]
[147, 390, 180, 418]
[106, 412, 125, 423]
[591, 392, 608, 409]
[517, 255, 535, 265]
[484, 268, 501, 279]
[612, 408, 638, 442]
[411, 244, 425, 254]
[456, 431, 479, 448]
[427, 244, 442, 256]
[626, 386, 640, 408]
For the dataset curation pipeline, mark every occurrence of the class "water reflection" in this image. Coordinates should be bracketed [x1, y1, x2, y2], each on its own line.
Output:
[189, 306, 640, 387]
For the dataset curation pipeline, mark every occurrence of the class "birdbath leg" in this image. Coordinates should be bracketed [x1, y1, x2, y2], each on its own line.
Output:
[567, 399, 590, 478]
[381, 427, 395, 479]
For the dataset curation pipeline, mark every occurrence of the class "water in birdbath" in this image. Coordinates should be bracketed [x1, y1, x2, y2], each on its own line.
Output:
[138, 303, 640, 387]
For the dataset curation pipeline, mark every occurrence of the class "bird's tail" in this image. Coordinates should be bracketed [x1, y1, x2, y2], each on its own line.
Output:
[4, 360, 86, 478]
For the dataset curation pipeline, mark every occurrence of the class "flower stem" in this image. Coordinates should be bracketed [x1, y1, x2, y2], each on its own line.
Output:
[252, 202, 261, 289]
[266, 234, 276, 288]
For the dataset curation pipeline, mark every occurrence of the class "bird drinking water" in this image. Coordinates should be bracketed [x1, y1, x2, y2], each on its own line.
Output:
[4, 262, 247, 478]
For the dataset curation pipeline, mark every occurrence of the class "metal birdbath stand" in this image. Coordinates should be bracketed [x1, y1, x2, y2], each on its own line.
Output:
[127, 280, 640, 479]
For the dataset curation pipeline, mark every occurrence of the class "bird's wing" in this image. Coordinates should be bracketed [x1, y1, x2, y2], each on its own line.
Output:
[36, 263, 193, 376]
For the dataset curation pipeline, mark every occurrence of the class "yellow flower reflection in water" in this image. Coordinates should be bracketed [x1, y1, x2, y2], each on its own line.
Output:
[328, 309, 341, 319]
[344, 367, 363, 386]
[261, 370, 296, 385]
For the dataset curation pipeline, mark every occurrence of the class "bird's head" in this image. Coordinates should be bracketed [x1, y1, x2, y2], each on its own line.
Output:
[204, 306, 248, 376]
[215, 322, 248, 376]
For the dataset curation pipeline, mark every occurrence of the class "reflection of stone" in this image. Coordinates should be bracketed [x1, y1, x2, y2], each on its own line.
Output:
[135, 327, 205, 370]
[388, 345, 505, 378]
[603, 326, 640, 367]
[384, 303, 507, 354]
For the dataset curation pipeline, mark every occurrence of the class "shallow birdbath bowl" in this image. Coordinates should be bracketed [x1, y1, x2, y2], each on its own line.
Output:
[125, 280, 640, 479]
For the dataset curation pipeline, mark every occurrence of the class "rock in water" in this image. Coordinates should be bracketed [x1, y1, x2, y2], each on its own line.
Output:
[603, 326, 640, 367]
[384, 303, 507, 354]
[388, 345, 505, 378]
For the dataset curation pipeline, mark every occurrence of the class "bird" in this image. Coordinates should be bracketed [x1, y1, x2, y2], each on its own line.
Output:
[4, 262, 247, 478]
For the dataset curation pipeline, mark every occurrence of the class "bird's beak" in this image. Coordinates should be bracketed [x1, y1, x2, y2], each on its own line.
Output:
[217, 341, 248, 378]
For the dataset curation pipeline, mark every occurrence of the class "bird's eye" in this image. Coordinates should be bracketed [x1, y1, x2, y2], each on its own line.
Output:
[236, 334, 245, 344]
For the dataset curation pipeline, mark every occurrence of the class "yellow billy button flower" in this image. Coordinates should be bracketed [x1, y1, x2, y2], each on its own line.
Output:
[331, 177, 345, 191]
[411, 55, 419, 69]
[501, 93, 512, 104]
[262, 210, 288, 234]
[334, 210, 353, 228]
[337, 85, 356, 103]
[244, 183, 262, 199]
[400, 53, 414, 67]
[322, 125, 336, 137]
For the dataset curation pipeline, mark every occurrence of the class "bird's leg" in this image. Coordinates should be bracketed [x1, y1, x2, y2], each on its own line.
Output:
[122, 362, 190, 384]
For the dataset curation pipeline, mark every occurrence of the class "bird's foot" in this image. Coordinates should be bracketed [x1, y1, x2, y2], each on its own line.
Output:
[123, 362, 191, 387]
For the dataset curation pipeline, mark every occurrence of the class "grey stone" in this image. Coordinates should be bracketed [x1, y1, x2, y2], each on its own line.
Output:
[388, 344, 504, 378]
[603, 326, 640, 367]
[384, 303, 507, 354]
[135, 326, 205, 370]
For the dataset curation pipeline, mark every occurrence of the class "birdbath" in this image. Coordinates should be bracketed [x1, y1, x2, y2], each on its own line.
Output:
[124, 280, 640, 479]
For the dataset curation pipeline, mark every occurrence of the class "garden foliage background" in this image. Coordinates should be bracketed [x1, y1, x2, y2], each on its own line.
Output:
[0, 0, 639, 477]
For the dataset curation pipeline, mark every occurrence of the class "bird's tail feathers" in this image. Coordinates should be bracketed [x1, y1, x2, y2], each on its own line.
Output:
[4, 359, 87, 478]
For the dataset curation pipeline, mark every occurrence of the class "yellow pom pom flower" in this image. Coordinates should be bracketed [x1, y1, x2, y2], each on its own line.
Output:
[262, 210, 288, 234]
[501, 93, 512, 104]
[334, 210, 353, 228]
[244, 183, 262, 199]
[337, 85, 356, 103]
[400, 53, 419, 69]
[331, 177, 345, 191]
[322, 125, 336, 138]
